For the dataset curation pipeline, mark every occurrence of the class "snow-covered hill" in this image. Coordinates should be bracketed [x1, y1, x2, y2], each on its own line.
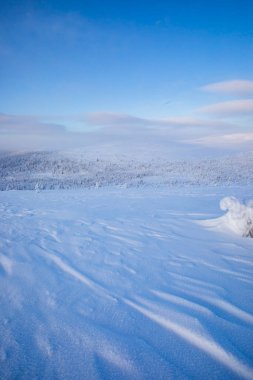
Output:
[0, 150, 253, 190]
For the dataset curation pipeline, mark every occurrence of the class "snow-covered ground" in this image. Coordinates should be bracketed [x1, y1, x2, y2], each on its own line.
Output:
[1, 186, 253, 379]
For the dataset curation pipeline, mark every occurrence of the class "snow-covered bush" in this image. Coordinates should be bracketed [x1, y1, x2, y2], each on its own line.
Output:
[220, 197, 253, 237]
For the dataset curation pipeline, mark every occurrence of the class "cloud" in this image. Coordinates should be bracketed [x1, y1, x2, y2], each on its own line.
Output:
[191, 132, 253, 147]
[0, 113, 77, 151]
[199, 99, 253, 117]
[0, 112, 250, 156]
[86, 112, 150, 127]
[3, 112, 206, 145]
[85, 112, 233, 130]
[0, 112, 194, 157]
[201, 80, 253, 95]
[0, 113, 66, 134]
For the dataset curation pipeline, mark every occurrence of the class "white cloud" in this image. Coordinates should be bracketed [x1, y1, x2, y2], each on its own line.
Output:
[191, 132, 253, 147]
[85, 112, 233, 130]
[199, 99, 253, 117]
[0, 113, 66, 134]
[86, 112, 149, 127]
[0, 113, 75, 151]
[201, 80, 253, 95]
[0, 112, 250, 155]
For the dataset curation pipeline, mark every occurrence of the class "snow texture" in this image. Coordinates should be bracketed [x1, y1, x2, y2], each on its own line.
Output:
[0, 187, 253, 379]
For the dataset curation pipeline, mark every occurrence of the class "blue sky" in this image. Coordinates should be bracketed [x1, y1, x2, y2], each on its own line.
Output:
[1, 0, 253, 153]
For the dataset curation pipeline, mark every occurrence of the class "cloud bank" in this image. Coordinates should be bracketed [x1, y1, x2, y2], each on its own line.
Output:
[85, 112, 235, 130]
[201, 80, 253, 95]
[0, 113, 85, 151]
[191, 132, 253, 147]
[199, 99, 253, 117]
[1, 74, 253, 158]
[0, 114, 65, 134]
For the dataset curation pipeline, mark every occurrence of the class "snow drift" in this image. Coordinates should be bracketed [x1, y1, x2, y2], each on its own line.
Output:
[220, 197, 253, 237]
[202, 196, 253, 237]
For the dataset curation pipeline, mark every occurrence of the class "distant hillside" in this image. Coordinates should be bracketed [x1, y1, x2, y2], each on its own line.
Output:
[0, 150, 252, 190]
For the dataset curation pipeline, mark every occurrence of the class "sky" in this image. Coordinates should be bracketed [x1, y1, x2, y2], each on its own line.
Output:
[0, 0, 253, 155]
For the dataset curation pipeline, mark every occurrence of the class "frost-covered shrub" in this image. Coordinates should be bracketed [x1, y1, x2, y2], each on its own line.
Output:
[220, 197, 253, 237]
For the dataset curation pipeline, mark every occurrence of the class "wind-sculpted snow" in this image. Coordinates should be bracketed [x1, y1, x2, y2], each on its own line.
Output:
[0, 150, 253, 190]
[220, 197, 253, 237]
[201, 196, 253, 238]
[0, 187, 253, 379]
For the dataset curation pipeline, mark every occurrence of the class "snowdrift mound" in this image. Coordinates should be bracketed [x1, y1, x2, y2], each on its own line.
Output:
[202, 197, 253, 237]
[220, 197, 253, 237]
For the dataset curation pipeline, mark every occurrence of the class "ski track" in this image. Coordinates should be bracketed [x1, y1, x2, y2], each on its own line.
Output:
[0, 187, 253, 379]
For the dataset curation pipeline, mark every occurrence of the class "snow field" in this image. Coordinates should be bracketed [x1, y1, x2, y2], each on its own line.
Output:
[0, 187, 253, 379]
